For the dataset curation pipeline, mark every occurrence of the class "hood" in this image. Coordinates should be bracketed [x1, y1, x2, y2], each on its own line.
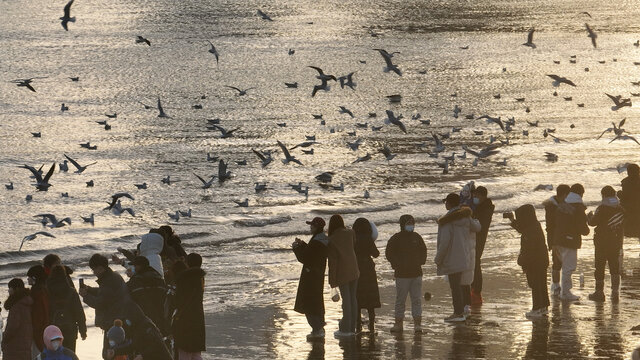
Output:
[602, 196, 620, 208]
[565, 192, 583, 204]
[542, 196, 559, 208]
[515, 204, 539, 229]
[43, 325, 64, 351]
[140, 233, 164, 256]
[438, 206, 472, 226]
[312, 232, 328, 246]
[4, 288, 32, 310]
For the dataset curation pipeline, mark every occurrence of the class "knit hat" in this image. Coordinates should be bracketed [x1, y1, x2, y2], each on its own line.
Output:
[107, 319, 126, 346]
[8, 278, 25, 289]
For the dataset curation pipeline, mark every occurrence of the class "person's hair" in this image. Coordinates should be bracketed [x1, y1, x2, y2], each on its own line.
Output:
[8, 278, 25, 289]
[601, 186, 616, 198]
[446, 194, 460, 207]
[628, 163, 640, 177]
[27, 265, 47, 283]
[186, 253, 202, 268]
[570, 183, 585, 196]
[474, 186, 488, 198]
[556, 184, 570, 198]
[171, 260, 188, 277]
[328, 215, 345, 236]
[352, 218, 372, 242]
[399, 214, 415, 230]
[49, 265, 72, 288]
[43, 254, 61, 269]
[89, 254, 109, 270]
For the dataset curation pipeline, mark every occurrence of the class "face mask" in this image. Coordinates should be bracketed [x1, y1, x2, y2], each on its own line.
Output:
[109, 340, 117, 347]
[404, 225, 414, 232]
[473, 198, 480, 205]
[130, 267, 136, 275]
[51, 340, 61, 351]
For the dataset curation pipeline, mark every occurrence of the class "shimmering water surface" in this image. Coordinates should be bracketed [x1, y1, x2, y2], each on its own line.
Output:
[2, 0, 640, 358]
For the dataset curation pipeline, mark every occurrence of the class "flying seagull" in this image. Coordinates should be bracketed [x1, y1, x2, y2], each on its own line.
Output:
[585, 23, 597, 48]
[384, 110, 407, 133]
[60, 0, 75, 31]
[610, 134, 640, 145]
[218, 160, 231, 183]
[605, 93, 632, 110]
[338, 72, 357, 90]
[597, 118, 626, 139]
[157, 98, 169, 118]
[522, 28, 536, 48]
[338, 106, 354, 118]
[64, 154, 96, 174]
[11, 78, 43, 92]
[309, 66, 337, 97]
[374, 48, 402, 76]
[136, 36, 151, 46]
[208, 124, 238, 138]
[194, 173, 216, 189]
[257, 9, 273, 21]
[20, 232, 55, 251]
[251, 148, 273, 168]
[277, 141, 303, 166]
[547, 74, 577, 87]
[21, 163, 55, 191]
[106, 192, 134, 210]
[477, 115, 505, 131]
[225, 86, 254, 96]
[35, 214, 71, 228]
[207, 41, 219, 64]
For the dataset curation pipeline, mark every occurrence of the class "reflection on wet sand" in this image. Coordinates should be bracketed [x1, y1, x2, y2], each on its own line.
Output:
[548, 301, 586, 359]
[593, 303, 624, 360]
[447, 321, 485, 360]
[524, 318, 549, 360]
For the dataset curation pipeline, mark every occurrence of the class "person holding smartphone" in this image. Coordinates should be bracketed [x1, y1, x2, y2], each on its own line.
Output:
[292, 217, 329, 341]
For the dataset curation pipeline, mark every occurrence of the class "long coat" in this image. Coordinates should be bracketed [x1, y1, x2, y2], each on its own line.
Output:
[173, 267, 206, 352]
[81, 267, 130, 330]
[293, 233, 328, 316]
[1, 293, 34, 360]
[327, 228, 360, 288]
[621, 175, 640, 237]
[127, 266, 167, 334]
[47, 274, 87, 346]
[435, 207, 481, 276]
[354, 234, 381, 309]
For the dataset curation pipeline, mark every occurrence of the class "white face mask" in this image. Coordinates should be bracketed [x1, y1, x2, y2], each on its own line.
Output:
[51, 340, 61, 351]
[404, 225, 414, 232]
[109, 340, 117, 347]
[473, 198, 480, 205]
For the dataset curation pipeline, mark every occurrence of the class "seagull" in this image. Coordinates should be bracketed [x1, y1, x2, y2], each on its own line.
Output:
[285, 82, 298, 88]
[462, 144, 501, 159]
[69, 77, 79, 81]
[384, 110, 407, 133]
[193, 173, 216, 189]
[218, 160, 231, 183]
[380, 145, 396, 161]
[547, 74, 577, 87]
[251, 148, 273, 168]
[585, 23, 597, 48]
[86, 180, 94, 187]
[234, 199, 249, 207]
[597, 118, 626, 139]
[309, 66, 337, 97]
[353, 153, 372, 164]
[32, 132, 42, 138]
[544, 152, 559, 162]
[20, 232, 55, 251]
[547, 133, 569, 143]
[64, 154, 96, 174]
[477, 115, 505, 131]
[277, 141, 303, 166]
[162, 175, 172, 185]
[79, 142, 97, 150]
[610, 134, 640, 145]
[315, 172, 334, 183]
[208, 124, 238, 138]
[522, 28, 536, 48]
[364, 190, 370, 199]
[106, 192, 134, 210]
[255, 183, 268, 193]
[157, 98, 169, 118]
[527, 120, 539, 127]
[168, 211, 180, 222]
[288, 48, 295, 55]
[35, 214, 71, 228]
[338, 72, 357, 90]
[347, 139, 363, 151]
[5, 182, 13, 190]
[207, 41, 219, 64]
[338, 106, 354, 118]
[81, 213, 95, 226]
[605, 93, 632, 110]
[136, 36, 151, 46]
[111, 201, 135, 216]
[257, 9, 273, 21]
[134, 183, 147, 189]
[290, 141, 319, 150]
[179, 209, 192, 218]
[11, 78, 40, 92]
[105, 113, 117, 118]
[21, 163, 55, 191]
[60, 0, 75, 31]
[225, 86, 254, 96]
[61, 103, 69, 112]
[374, 49, 402, 76]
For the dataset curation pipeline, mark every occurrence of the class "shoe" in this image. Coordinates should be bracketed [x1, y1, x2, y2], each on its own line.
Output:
[413, 316, 422, 334]
[560, 291, 579, 301]
[588, 291, 605, 302]
[470, 289, 483, 305]
[390, 318, 403, 333]
[334, 330, 355, 338]
[539, 307, 549, 315]
[444, 313, 466, 323]
[525, 309, 544, 318]
[306, 329, 325, 341]
[464, 305, 471, 315]
[550, 283, 561, 297]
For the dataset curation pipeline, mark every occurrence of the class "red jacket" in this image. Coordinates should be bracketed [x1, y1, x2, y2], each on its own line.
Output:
[31, 285, 50, 351]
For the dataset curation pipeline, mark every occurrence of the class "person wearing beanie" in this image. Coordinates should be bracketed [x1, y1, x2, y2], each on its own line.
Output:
[2, 278, 33, 360]
[292, 217, 329, 340]
[106, 320, 129, 360]
[35, 325, 79, 360]
[28, 265, 50, 354]
[386, 214, 427, 333]
[47, 265, 87, 352]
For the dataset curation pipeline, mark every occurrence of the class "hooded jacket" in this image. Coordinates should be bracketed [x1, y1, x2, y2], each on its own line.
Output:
[327, 228, 360, 287]
[473, 198, 495, 245]
[82, 267, 130, 330]
[140, 233, 165, 278]
[513, 204, 549, 272]
[173, 267, 206, 352]
[385, 229, 427, 278]
[46, 271, 87, 340]
[553, 192, 590, 249]
[127, 265, 168, 334]
[588, 196, 624, 249]
[293, 232, 328, 316]
[36, 325, 79, 360]
[435, 207, 481, 276]
[1, 290, 33, 360]
[543, 196, 562, 249]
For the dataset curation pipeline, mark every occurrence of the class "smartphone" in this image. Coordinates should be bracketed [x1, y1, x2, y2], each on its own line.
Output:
[79, 278, 84, 288]
[502, 212, 513, 219]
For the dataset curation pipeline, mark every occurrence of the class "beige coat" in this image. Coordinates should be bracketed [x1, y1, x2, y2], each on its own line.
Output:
[328, 228, 360, 287]
[435, 207, 481, 276]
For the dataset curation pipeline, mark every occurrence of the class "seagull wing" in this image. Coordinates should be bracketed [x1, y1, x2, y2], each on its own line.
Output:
[113, 192, 134, 201]
[21, 164, 43, 183]
[35, 231, 56, 238]
[64, 154, 82, 170]
[193, 173, 208, 185]
[527, 28, 534, 43]
[42, 163, 56, 183]
[605, 93, 621, 106]
[252, 148, 267, 162]
[157, 98, 165, 113]
[619, 118, 626, 127]
[225, 85, 242, 94]
[277, 140, 292, 159]
[308, 66, 325, 76]
[64, 0, 74, 18]
[597, 128, 613, 139]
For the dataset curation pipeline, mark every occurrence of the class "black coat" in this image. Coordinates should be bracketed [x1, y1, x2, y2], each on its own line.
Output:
[47, 274, 87, 340]
[127, 266, 168, 335]
[473, 198, 494, 246]
[513, 204, 549, 272]
[385, 231, 427, 278]
[172, 267, 206, 352]
[112, 301, 172, 360]
[588, 202, 624, 250]
[621, 175, 640, 237]
[81, 267, 130, 330]
[543, 196, 561, 249]
[354, 233, 380, 309]
[293, 233, 328, 316]
[553, 194, 590, 249]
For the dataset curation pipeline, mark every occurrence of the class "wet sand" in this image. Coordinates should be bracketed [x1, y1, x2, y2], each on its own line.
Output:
[206, 238, 640, 360]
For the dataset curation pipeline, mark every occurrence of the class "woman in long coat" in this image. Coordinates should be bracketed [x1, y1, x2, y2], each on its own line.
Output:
[1, 278, 33, 360]
[352, 218, 381, 333]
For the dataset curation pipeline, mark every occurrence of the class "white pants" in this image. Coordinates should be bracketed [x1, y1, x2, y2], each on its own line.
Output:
[557, 246, 577, 293]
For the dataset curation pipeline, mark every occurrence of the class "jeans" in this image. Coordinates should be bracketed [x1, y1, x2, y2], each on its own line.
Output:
[306, 314, 326, 332]
[394, 277, 422, 318]
[526, 268, 550, 310]
[471, 236, 486, 293]
[557, 246, 577, 293]
[551, 246, 563, 284]
[462, 285, 471, 306]
[594, 244, 621, 281]
[338, 279, 358, 333]
[448, 272, 464, 314]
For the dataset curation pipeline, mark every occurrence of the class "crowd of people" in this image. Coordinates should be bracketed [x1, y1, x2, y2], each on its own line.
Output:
[1, 225, 207, 360]
[291, 164, 640, 339]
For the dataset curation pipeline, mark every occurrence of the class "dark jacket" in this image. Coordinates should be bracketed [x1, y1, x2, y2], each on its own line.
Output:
[37, 348, 79, 360]
[293, 233, 328, 316]
[588, 197, 624, 250]
[81, 267, 130, 330]
[553, 192, 590, 249]
[620, 175, 640, 237]
[172, 267, 206, 352]
[473, 198, 494, 246]
[47, 274, 86, 341]
[30, 282, 50, 351]
[111, 301, 172, 360]
[386, 230, 427, 278]
[327, 228, 360, 287]
[354, 227, 381, 309]
[2, 290, 33, 360]
[513, 204, 549, 272]
[543, 196, 562, 249]
[127, 266, 168, 334]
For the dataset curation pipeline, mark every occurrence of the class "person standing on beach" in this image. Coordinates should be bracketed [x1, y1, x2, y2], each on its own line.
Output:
[470, 186, 494, 305]
[126, 256, 168, 335]
[507, 204, 550, 318]
[172, 253, 206, 359]
[27, 265, 50, 355]
[619, 163, 640, 238]
[554, 184, 590, 301]
[1, 278, 33, 360]
[353, 218, 381, 334]
[435, 193, 481, 323]
[292, 217, 329, 340]
[327, 215, 360, 338]
[543, 184, 570, 297]
[47, 265, 86, 352]
[587, 186, 624, 302]
[385, 214, 427, 333]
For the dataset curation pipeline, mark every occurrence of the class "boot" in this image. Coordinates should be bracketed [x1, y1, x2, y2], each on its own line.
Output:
[611, 275, 621, 303]
[413, 316, 422, 334]
[368, 312, 375, 334]
[550, 282, 561, 297]
[470, 289, 483, 305]
[390, 318, 403, 333]
[588, 279, 605, 302]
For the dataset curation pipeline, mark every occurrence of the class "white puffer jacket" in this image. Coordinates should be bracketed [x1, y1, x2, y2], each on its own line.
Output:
[140, 233, 165, 278]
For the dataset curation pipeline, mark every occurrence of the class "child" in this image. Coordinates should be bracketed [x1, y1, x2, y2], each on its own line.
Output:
[509, 204, 550, 318]
[106, 319, 130, 360]
[587, 186, 624, 302]
[36, 325, 79, 360]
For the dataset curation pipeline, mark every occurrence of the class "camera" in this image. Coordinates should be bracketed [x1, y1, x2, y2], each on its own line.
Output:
[502, 211, 514, 219]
